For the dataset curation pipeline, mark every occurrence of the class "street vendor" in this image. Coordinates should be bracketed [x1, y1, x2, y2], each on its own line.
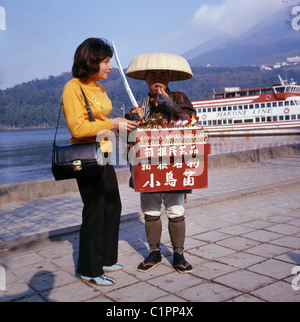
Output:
[125, 53, 196, 274]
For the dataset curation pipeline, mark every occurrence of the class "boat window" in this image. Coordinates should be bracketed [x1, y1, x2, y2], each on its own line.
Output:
[213, 108, 217, 112]
[267, 117, 272, 122]
[286, 86, 294, 92]
[198, 109, 202, 113]
[244, 105, 248, 110]
[199, 121, 202, 125]
[291, 115, 296, 120]
[261, 103, 265, 108]
[261, 88, 272, 94]
[234, 120, 243, 124]
[272, 102, 277, 107]
[244, 119, 254, 123]
[208, 108, 212, 112]
[203, 108, 207, 112]
[285, 115, 290, 120]
[228, 120, 233, 124]
[208, 120, 211, 125]
[213, 120, 217, 125]
[279, 116, 284, 121]
[285, 101, 290, 106]
[223, 107, 227, 111]
[238, 105, 243, 110]
[228, 106, 232, 111]
[217, 120, 221, 125]
[218, 107, 222, 112]
[275, 86, 285, 93]
[262, 117, 266, 122]
[255, 104, 259, 109]
[267, 103, 271, 108]
[223, 120, 227, 125]
[226, 93, 235, 98]
[233, 106, 237, 110]
[215, 94, 224, 99]
[298, 115, 300, 120]
[256, 118, 260, 122]
[203, 121, 207, 125]
[273, 116, 278, 121]
[279, 102, 283, 107]
[291, 101, 295, 106]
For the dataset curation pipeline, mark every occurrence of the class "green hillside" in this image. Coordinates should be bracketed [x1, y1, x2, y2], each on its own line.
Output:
[1, 65, 299, 129]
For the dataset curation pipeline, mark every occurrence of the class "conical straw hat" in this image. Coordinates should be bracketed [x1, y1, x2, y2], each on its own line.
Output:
[125, 53, 193, 81]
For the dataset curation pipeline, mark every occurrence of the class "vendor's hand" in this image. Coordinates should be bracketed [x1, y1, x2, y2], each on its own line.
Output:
[112, 118, 138, 132]
[132, 106, 145, 119]
[157, 87, 169, 98]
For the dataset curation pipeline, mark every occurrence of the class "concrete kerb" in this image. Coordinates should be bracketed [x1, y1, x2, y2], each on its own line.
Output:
[0, 212, 141, 252]
[0, 143, 299, 207]
[1, 143, 299, 207]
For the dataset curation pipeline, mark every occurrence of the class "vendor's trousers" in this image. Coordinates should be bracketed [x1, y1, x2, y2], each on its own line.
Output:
[76, 165, 122, 278]
[141, 192, 186, 254]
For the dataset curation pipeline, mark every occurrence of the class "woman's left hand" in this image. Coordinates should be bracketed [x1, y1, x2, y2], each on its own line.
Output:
[112, 118, 138, 132]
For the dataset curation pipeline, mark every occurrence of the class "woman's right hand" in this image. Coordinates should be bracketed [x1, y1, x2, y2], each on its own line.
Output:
[111, 118, 138, 132]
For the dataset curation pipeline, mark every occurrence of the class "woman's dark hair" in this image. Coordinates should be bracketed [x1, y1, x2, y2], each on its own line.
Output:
[72, 38, 113, 79]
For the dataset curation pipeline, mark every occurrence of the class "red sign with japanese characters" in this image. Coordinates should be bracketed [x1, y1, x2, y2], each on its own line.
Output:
[133, 128, 210, 193]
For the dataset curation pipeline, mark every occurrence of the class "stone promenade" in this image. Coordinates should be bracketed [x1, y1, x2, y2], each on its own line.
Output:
[0, 154, 300, 302]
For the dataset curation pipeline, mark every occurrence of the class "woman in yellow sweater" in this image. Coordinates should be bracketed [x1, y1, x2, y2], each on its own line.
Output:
[62, 38, 137, 286]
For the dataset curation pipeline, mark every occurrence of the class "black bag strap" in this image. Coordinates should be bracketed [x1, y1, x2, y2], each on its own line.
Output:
[80, 87, 95, 122]
[53, 86, 96, 145]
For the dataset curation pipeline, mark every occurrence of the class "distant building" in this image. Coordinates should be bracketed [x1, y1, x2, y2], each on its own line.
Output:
[287, 56, 300, 63]
[260, 65, 272, 71]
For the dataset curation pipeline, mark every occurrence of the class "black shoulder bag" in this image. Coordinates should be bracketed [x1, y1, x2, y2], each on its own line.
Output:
[51, 87, 104, 181]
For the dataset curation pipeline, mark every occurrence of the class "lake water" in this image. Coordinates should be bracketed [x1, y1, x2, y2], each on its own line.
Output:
[0, 128, 299, 186]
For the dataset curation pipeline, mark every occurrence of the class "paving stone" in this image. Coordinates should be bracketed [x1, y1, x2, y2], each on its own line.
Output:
[218, 251, 266, 269]
[148, 271, 204, 293]
[190, 260, 238, 280]
[245, 243, 291, 259]
[248, 259, 296, 280]
[189, 243, 236, 260]
[106, 282, 169, 302]
[176, 282, 241, 302]
[270, 236, 300, 249]
[251, 281, 300, 302]
[214, 270, 274, 293]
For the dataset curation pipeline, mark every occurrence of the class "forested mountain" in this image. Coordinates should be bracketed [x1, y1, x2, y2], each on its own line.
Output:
[1, 65, 300, 129]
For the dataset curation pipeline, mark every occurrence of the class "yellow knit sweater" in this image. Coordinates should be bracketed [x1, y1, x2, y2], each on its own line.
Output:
[62, 78, 114, 150]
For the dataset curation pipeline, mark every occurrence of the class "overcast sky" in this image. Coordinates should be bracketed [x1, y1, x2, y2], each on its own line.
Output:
[0, 0, 291, 89]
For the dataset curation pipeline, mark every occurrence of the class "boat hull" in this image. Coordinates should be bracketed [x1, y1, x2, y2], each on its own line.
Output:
[203, 121, 300, 137]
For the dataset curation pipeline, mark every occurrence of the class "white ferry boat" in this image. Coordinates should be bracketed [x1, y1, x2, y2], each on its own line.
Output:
[192, 78, 300, 136]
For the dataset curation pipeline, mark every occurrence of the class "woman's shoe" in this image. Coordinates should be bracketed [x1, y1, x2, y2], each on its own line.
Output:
[137, 250, 162, 273]
[103, 264, 123, 273]
[173, 252, 192, 274]
[81, 274, 116, 286]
